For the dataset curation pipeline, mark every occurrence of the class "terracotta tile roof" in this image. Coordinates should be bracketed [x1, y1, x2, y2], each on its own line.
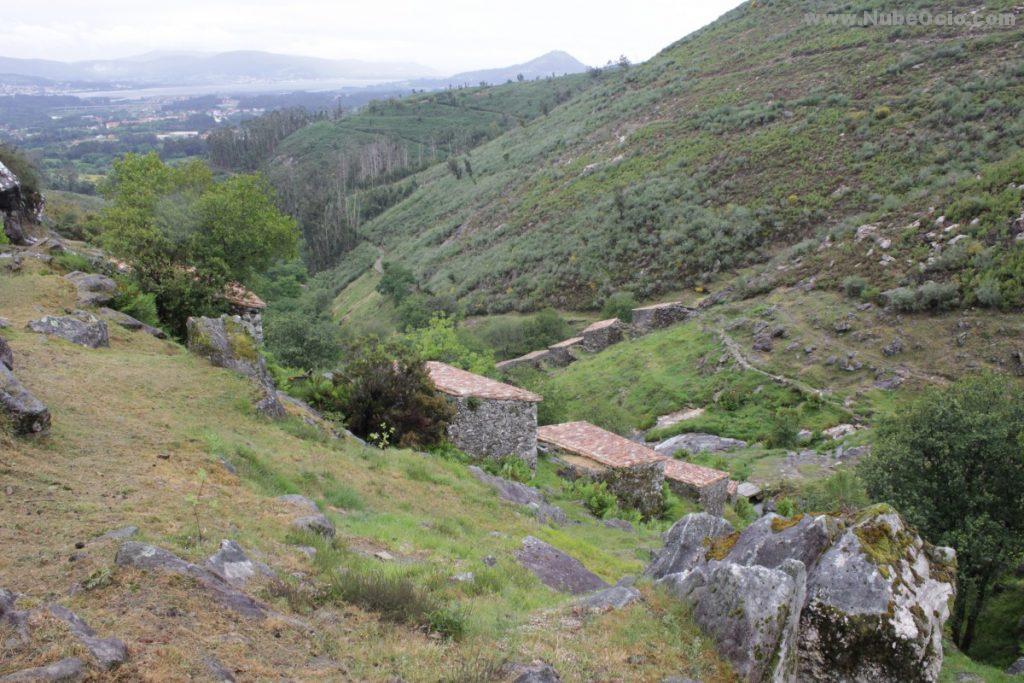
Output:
[582, 318, 620, 333]
[662, 458, 729, 487]
[538, 421, 663, 469]
[550, 337, 584, 349]
[224, 282, 266, 310]
[425, 361, 542, 403]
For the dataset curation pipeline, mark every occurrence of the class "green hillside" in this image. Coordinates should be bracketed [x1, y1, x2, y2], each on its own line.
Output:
[320, 0, 1024, 315]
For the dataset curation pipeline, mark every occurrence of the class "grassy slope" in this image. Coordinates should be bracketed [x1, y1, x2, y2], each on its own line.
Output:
[0, 264, 736, 681]
[323, 0, 1024, 315]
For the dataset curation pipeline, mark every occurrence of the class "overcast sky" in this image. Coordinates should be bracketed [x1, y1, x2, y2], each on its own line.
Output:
[2, 1, 741, 73]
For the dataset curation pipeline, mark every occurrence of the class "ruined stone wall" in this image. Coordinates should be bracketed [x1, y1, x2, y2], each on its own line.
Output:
[549, 452, 666, 519]
[631, 303, 694, 334]
[666, 476, 728, 516]
[446, 397, 538, 466]
[581, 322, 624, 353]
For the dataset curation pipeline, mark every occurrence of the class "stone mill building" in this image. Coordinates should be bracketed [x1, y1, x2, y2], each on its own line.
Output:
[425, 361, 543, 466]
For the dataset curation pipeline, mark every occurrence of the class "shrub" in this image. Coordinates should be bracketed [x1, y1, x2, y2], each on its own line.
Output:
[764, 407, 800, 449]
[842, 276, 868, 298]
[332, 340, 454, 448]
[112, 280, 160, 327]
[775, 497, 797, 517]
[917, 280, 959, 311]
[734, 498, 758, 525]
[568, 479, 619, 518]
[883, 286, 920, 312]
[329, 567, 435, 624]
[799, 470, 869, 514]
[973, 273, 1003, 308]
[468, 308, 571, 361]
[482, 455, 532, 483]
[53, 252, 93, 273]
[264, 308, 341, 370]
[601, 291, 637, 322]
[376, 262, 417, 302]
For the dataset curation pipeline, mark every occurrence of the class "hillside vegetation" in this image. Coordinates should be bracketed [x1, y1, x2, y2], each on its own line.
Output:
[314, 0, 1024, 315]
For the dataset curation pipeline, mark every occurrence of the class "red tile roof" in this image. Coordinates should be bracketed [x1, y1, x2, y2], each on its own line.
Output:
[550, 337, 584, 349]
[538, 421, 728, 487]
[425, 361, 542, 403]
[662, 458, 729, 487]
[538, 421, 663, 469]
[582, 318, 621, 333]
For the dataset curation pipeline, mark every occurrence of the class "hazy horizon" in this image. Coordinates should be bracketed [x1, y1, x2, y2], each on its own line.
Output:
[2, 0, 741, 74]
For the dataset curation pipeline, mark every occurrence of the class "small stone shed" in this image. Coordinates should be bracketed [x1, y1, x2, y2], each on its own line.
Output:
[537, 421, 666, 519]
[631, 301, 694, 334]
[580, 318, 625, 352]
[660, 458, 729, 516]
[425, 361, 543, 466]
[546, 337, 583, 366]
[495, 349, 551, 373]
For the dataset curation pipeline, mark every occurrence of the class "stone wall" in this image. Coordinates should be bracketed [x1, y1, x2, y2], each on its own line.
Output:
[552, 453, 666, 519]
[631, 302, 694, 334]
[446, 396, 538, 466]
[581, 320, 624, 353]
[665, 476, 728, 516]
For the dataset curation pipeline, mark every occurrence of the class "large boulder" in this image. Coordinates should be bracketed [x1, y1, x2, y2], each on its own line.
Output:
[515, 536, 609, 595]
[0, 657, 84, 682]
[97, 307, 166, 339]
[648, 508, 957, 682]
[0, 160, 40, 246]
[205, 539, 274, 587]
[64, 272, 116, 308]
[654, 432, 747, 456]
[661, 559, 806, 682]
[27, 311, 108, 349]
[0, 364, 51, 435]
[798, 506, 956, 682]
[186, 315, 283, 418]
[468, 466, 567, 525]
[645, 512, 734, 580]
[47, 605, 128, 670]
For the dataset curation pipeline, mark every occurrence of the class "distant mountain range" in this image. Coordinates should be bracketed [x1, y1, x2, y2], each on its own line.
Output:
[0, 51, 439, 86]
[408, 51, 589, 88]
[0, 50, 588, 89]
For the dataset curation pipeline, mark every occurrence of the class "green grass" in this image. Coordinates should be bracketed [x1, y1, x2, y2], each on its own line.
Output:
[969, 576, 1024, 669]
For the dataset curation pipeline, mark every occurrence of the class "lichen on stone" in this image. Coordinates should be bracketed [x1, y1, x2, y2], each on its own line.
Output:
[771, 513, 804, 533]
[705, 531, 740, 560]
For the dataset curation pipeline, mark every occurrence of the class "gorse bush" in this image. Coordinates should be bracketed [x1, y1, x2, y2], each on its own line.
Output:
[601, 291, 637, 322]
[112, 281, 160, 327]
[568, 479, 619, 518]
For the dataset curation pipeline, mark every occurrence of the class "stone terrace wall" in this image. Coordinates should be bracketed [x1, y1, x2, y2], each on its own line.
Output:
[631, 302, 694, 334]
[446, 396, 538, 466]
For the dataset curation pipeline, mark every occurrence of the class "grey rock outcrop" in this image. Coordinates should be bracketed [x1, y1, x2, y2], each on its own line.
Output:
[27, 311, 108, 349]
[277, 494, 319, 512]
[576, 583, 641, 612]
[97, 307, 166, 339]
[1007, 656, 1024, 675]
[504, 660, 561, 683]
[661, 559, 806, 682]
[291, 514, 335, 538]
[0, 336, 12, 370]
[0, 363, 51, 435]
[115, 542, 268, 619]
[645, 513, 734, 580]
[654, 432, 747, 456]
[48, 605, 128, 670]
[468, 466, 567, 525]
[515, 536, 608, 595]
[0, 588, 31, 647]
[186, 315, 283, 418]
[64, 272, 116, 308]
[0, 657, 84, 682]
[205, 540, 274, 587]
[648, 508, 957, 682]
[0, 160, 41, 246]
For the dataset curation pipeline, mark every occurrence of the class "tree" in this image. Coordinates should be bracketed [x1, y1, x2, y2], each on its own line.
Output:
[859, 374, 1024, 652]
[264, 307, 342, 370]
[376, 262, 417, 303]
[402, 314, 494, 375]
[336, 340, 454, 448]
[99, 153, 298, 337]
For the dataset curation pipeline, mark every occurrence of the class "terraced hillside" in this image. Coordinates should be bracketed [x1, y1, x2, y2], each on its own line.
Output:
[319, 0, 1024, 315]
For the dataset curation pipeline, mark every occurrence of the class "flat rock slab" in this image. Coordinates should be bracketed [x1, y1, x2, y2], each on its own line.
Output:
[27, 311, 108, 349]
[48, 605, 127, 670]
[277, 494, 319, 513]
[205, 539, 274, 587]
[469, 466, 567, 525]
[515, 536, 608, 595]
[115, 541, 268, 619]
[654, 432, 747, 456]
[0, 364, 51, 435]
[0, 657, 84, 682]
[576, 584, 641, 612]
[291, 514, 335, 538]
[96, 308, 166, 339]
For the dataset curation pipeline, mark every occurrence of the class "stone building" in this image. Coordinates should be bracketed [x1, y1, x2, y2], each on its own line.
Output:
[631, 301, 694, 334]
[546, 337, 583, 366]
[580, 318, 625, 352]
[425, 361, 543, 466]
[495, 349, 552, 373]
[538, 420, 729, 517]
[660, 458, 729, 516]
[537, 421, 667, 519]
[223, 283, 267, 344]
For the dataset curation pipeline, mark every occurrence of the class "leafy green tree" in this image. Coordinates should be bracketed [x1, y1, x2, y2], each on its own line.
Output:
[376, 262, 417, 303]
[98, 153, 297, 337]
[264, 308, 342, 370]
[860, 374, 1024, 652]
[601, 292, 636, 322]
[402, 314, 494, 375]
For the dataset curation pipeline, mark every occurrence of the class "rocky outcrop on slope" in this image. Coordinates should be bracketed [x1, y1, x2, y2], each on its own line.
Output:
[649, 506, 957, 682]
[63, 272, 116, 308]
[186, 315, 283, 418]
[0, 161, 42, 246]
[0, 363, 51, 435]
[515, 536, 608, 594]
[27, 311, 109, 349]
[468, 465, 567, 525]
